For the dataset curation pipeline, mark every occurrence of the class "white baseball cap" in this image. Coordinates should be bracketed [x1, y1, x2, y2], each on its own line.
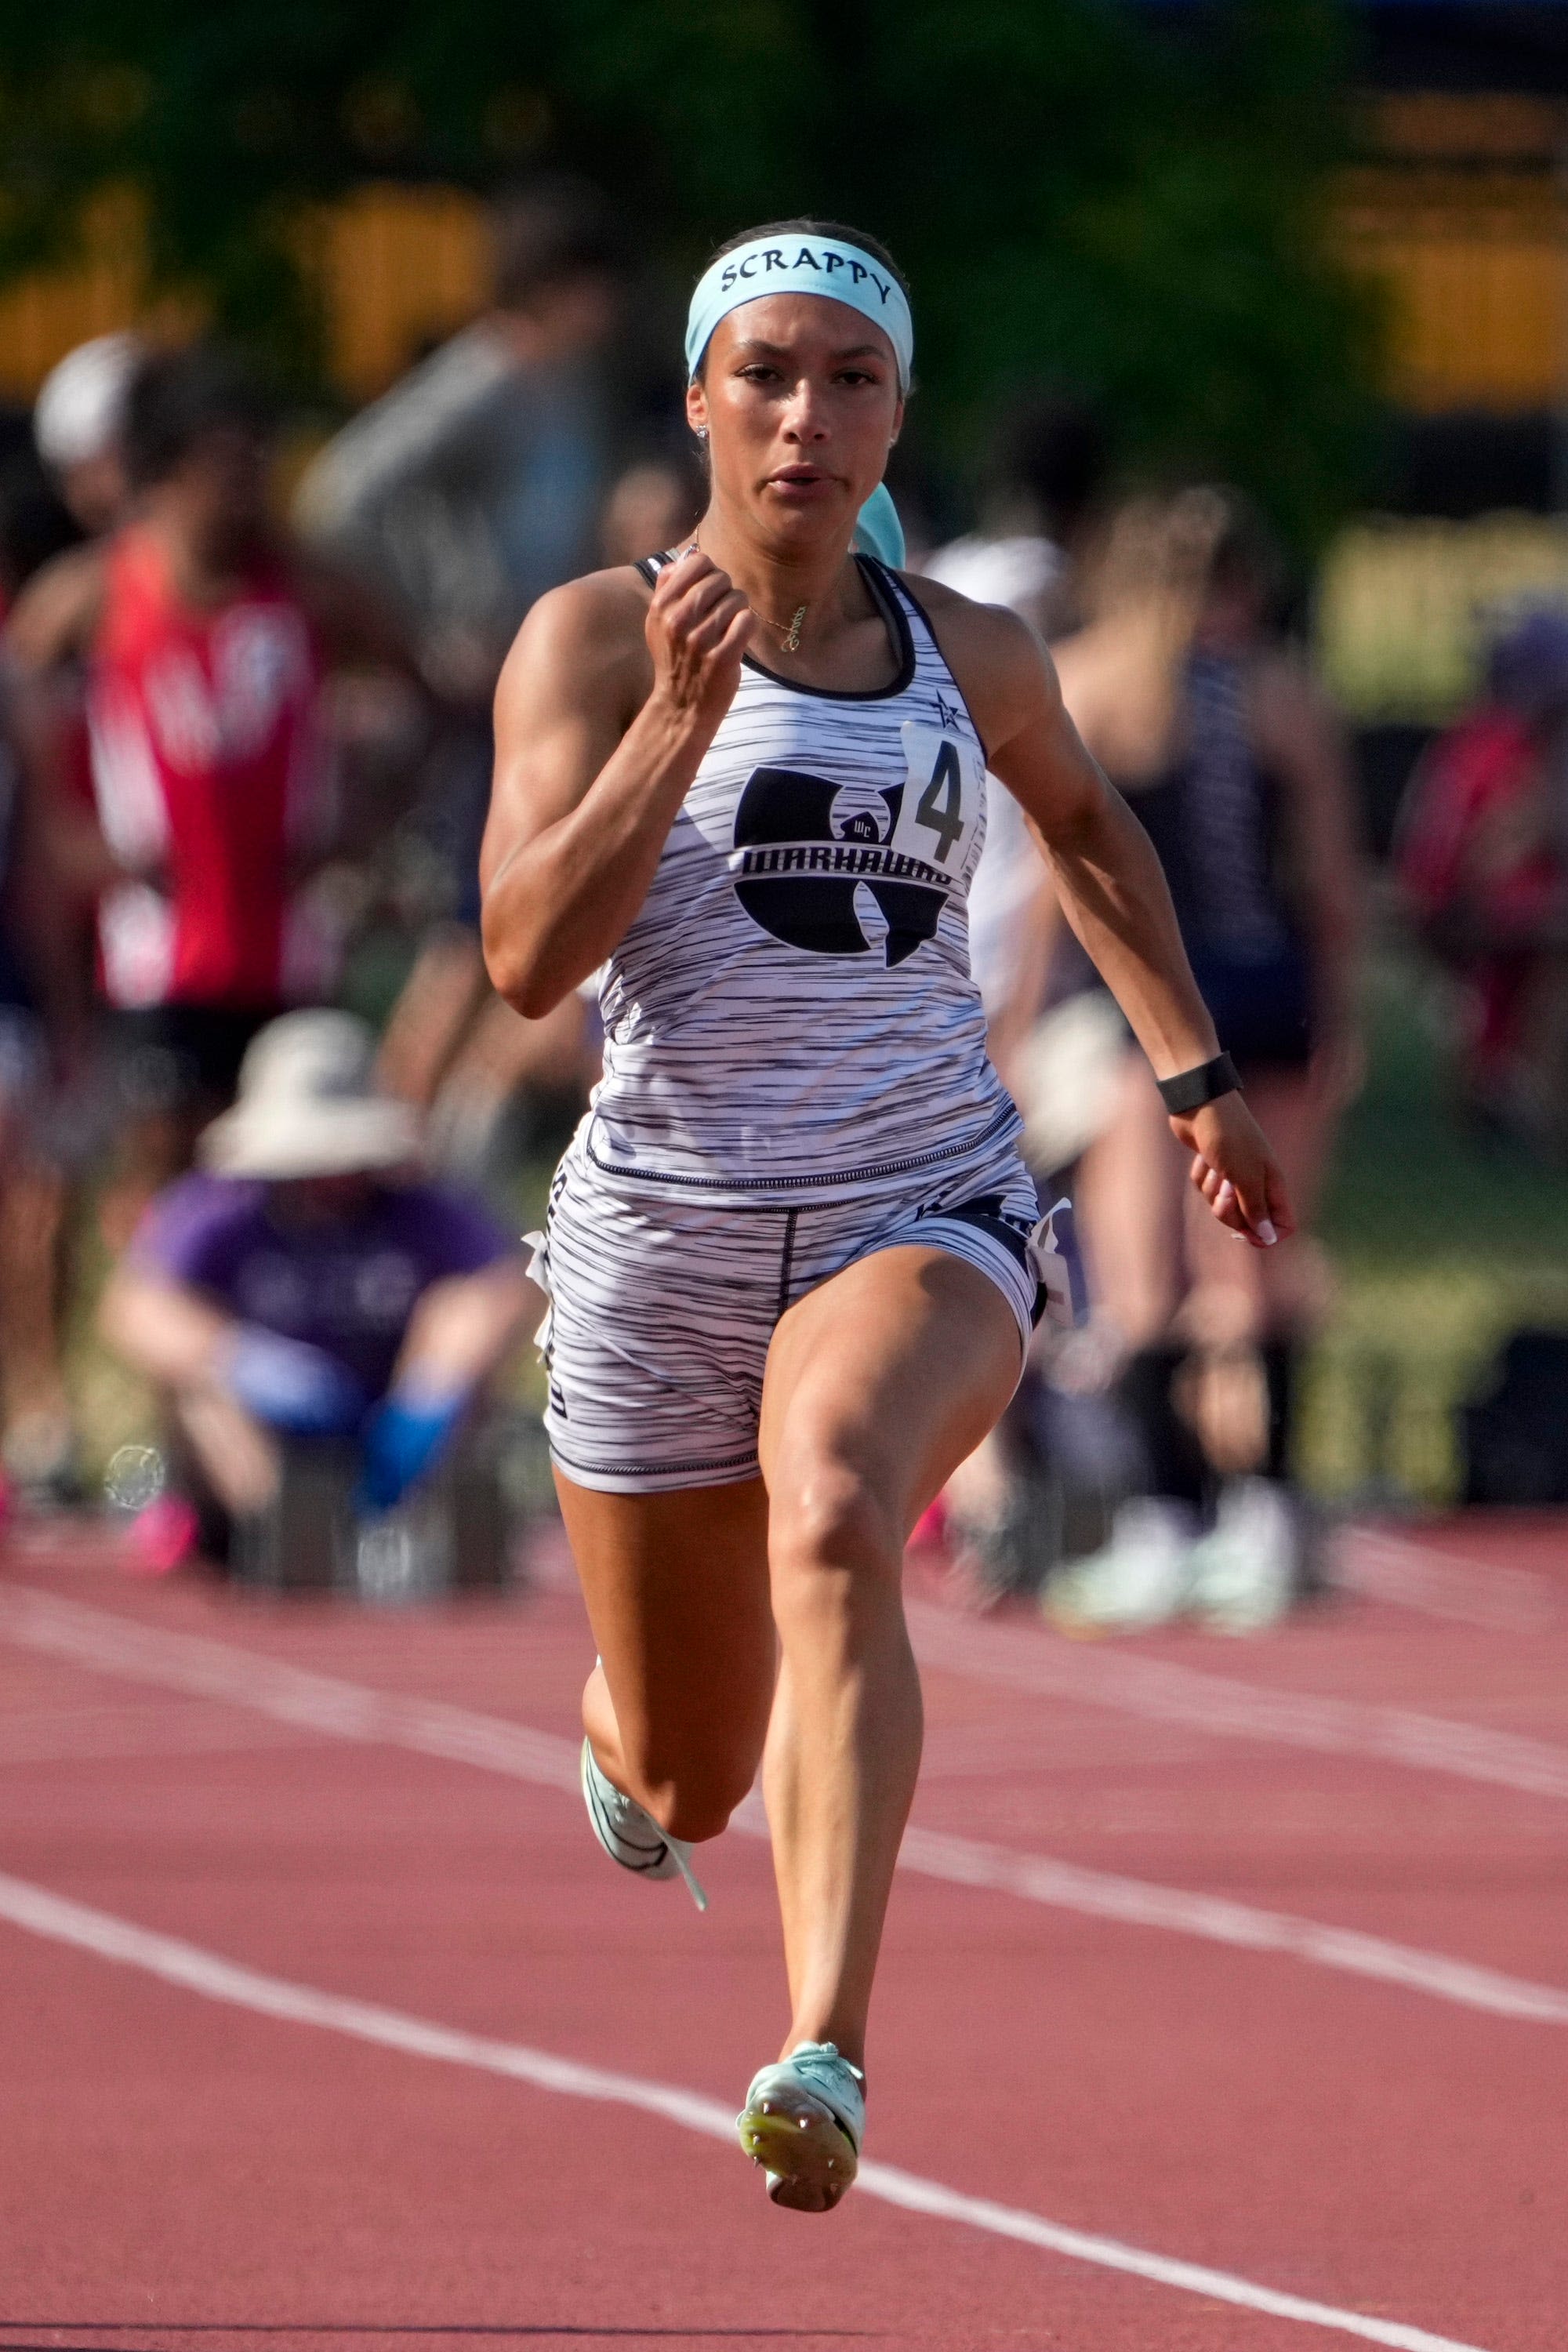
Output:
[34, 332, 142, 473]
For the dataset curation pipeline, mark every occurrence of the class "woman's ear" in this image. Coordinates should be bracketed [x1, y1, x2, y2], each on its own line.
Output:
[685, 379, 710, 440]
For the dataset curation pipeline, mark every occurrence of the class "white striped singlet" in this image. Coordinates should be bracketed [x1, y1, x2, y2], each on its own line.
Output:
[583, 551, 1021, 1198]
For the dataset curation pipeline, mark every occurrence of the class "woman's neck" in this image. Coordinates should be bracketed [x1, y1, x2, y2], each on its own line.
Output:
[693, 505, 863, 645]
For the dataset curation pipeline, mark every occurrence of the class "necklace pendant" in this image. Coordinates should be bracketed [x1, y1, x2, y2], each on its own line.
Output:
[785, 605, 806, 654]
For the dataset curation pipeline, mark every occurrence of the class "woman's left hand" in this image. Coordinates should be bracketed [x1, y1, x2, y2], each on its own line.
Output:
[1170, 1093, 1296, 1250]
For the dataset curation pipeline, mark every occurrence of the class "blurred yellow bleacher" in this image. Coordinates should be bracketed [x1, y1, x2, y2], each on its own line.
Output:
[0, 183, 488, 407]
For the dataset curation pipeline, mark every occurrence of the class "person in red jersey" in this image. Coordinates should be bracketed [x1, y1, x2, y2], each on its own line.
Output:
[11, 343, 418, 1234]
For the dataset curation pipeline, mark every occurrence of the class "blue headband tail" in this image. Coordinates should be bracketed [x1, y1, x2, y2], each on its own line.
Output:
[853, 484, 906, 568]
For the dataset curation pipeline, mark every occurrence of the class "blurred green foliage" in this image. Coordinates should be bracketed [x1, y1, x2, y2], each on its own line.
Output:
[0, 1, 1375, 541]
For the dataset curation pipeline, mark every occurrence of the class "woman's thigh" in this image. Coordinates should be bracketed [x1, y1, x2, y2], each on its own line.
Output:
[556, 1471, 775, 1787]
[758, 1245, 1024, 1555]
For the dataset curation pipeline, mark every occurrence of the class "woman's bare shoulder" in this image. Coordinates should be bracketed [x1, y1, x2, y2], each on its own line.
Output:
[903, 568, 1040, 654]
[899, 568, 1054, 738]
[498, 563, 655, 717]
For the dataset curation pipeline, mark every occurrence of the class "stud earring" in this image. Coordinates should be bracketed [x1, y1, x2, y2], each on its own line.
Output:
[695, 425, 709, 441]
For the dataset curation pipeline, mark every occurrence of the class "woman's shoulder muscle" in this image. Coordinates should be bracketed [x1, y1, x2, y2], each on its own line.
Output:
[483, 566, 656, 888]
[496, 563, 655, 735]
[898, 570, 1056, 753]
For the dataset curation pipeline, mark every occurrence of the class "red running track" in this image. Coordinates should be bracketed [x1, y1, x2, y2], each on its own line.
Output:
[1, 1513, 1565, 2352]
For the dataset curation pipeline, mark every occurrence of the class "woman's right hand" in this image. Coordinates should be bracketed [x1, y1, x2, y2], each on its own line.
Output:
[645, 543, 754, 727]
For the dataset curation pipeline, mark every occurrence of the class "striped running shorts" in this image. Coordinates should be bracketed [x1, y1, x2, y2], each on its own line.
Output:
[532, 1126, 1047, 1495]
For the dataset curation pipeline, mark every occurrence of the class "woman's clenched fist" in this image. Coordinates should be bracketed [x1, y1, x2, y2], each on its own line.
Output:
[645, 543, 754, 725]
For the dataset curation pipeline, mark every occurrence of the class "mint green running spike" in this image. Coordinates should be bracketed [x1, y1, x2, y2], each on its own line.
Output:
[738, 2041, 865, 2212]
[579, 1737, 707, 1911]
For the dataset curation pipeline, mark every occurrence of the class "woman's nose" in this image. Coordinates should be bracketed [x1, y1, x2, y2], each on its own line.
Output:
[781, 383, 829, 440]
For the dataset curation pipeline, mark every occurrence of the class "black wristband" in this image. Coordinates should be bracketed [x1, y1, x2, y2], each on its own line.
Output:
[1157, 1051, 1241, 1116]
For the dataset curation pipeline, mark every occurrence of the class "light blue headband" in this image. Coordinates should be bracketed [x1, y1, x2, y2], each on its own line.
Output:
[685, 234, 913, 393]
[687, 235, 910, 570]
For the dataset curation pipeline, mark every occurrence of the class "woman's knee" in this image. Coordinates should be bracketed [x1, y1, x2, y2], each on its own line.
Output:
[768, 1455, 903, 1619]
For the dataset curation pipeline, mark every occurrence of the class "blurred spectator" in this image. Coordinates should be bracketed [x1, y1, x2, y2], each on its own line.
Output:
[927, 400, 1110, 1089]
[381, 448, 699, 1186]
[9, 331, 141, 978]
[1043, 487, 1363, 1631]
[0, 394, 132, 1503]
[920, 401, 1109, 1595]
[0, 342, 145, 1502]
[295, 175, 622, 705]
[99, 1010, 534, 1577]
[297, 176, 623, 1171]
[0, 522, 78, 1499]
[924, 395, 1109, 642]
[8, 342, 420, 1240]
[600, 451, 703, 569]
[1396, 606, 1568, 1153]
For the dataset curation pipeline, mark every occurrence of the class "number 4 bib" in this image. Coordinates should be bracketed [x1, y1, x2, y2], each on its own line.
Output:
[891, 723, 984, 883]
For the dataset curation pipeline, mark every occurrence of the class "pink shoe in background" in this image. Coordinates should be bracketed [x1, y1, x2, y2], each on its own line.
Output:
[125, 1494, 200, 1577]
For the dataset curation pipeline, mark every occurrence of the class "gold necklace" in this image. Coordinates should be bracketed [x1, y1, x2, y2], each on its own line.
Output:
[757, 603, 808, 655]
[691, 540, 808, 654]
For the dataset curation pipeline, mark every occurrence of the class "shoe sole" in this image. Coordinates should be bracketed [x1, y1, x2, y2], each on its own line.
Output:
[737, 2095, 858, 2212]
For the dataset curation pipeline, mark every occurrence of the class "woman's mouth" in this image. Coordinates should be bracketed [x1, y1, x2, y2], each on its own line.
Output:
[767, 466, 835, 499]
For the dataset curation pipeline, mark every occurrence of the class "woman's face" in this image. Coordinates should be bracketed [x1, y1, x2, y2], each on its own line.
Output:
[688, 294, 902, 550]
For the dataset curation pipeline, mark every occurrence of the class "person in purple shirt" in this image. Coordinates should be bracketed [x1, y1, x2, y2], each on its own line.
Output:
[100, 1010, 534, 1573]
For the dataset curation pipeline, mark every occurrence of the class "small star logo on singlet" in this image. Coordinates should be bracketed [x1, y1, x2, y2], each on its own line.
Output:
[936, 692, 967, 732]
[728, 767, 949, 964]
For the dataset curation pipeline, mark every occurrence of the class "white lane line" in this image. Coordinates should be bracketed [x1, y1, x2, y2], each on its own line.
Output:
[0, 1871, 1494, 2352]
[905, 1599, 1568, 1802]
[897, 1828, 1568, 2024]
[4, 1584, 1566, 2031]
[1333, 1532, 1564, 1635]
[0, 1584, 581, 1790]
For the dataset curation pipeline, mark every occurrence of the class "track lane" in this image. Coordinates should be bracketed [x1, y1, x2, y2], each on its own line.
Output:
[2, 1526, 1563, 2347]
[0, 1874, 1499, 2352]
[5, 1573, 1566, 1996]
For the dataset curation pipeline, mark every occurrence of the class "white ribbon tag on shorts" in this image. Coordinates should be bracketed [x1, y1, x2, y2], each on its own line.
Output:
[521, 1229, 552, 1352]
[1028, 1198, 1090, 1330]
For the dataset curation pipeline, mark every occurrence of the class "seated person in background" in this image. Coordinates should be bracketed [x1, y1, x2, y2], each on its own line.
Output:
[99, 1010, 535, 1575]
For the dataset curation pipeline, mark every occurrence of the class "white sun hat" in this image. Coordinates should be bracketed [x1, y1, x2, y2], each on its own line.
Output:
[200, 1011, 420, 1181]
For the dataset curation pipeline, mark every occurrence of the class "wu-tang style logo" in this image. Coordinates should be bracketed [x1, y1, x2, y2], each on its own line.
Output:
[729, 736, 979, 965]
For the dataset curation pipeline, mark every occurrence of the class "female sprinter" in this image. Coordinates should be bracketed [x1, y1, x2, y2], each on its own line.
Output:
[480, 220, 1292, 2213]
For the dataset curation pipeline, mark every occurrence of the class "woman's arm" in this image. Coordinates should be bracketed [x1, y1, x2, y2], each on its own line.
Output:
[1251, 652, 1366, 1091]
[480, 546, 752, 1017]
[390, 1262, 537, 1396]
[99, 1265, 237, 1391]
[923, 583, 1294, 1247]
